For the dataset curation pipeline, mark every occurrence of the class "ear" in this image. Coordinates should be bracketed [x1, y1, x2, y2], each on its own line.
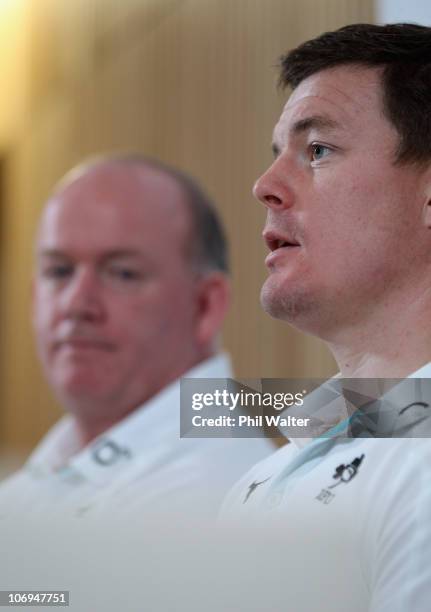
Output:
[194, 272, 230, 347]
[423, 198, 431, 228]
[422, 171, 431, 228]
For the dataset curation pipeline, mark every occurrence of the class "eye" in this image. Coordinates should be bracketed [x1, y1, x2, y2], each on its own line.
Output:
[106, 265, 142, 282]
[310, 143, 331, 163]
[41, 264, 73, 280]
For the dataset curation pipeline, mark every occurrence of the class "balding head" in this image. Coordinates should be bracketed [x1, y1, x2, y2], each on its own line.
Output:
[51, 154, 229, 275]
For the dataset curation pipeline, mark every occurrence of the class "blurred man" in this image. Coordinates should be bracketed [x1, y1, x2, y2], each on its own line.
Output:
[0, 154, 274, 519]
[223, 24, 431, 610]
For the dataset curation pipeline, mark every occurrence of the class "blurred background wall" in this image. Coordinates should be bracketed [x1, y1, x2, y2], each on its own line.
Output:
[0, 0, 377, 462]
[376, 0, 431, 23]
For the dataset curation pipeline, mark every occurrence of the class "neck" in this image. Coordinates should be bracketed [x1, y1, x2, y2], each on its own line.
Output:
[326, 286, 431, 378]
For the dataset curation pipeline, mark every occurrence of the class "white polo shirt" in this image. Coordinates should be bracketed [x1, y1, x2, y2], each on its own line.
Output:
[221, 363, 431, 612]
[0, 354, 275, 520]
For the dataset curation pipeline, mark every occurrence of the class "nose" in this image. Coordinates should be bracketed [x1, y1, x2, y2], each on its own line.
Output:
[253, 159, 294, 210]
[60, 267, 104, 322]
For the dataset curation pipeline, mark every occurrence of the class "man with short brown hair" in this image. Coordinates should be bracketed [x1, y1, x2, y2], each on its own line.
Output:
[223, 23, 431, 611]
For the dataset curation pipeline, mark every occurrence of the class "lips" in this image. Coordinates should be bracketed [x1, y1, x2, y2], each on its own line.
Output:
[54, 338, 116, 352]
[263, 230, 300, 251]
[263, 230, 301, 267]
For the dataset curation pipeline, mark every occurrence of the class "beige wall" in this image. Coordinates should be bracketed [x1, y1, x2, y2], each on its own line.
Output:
[0, 0, 374, 453]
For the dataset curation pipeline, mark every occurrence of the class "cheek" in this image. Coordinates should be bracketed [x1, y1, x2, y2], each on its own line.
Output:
[310, 164, 407, 249]
[313, 175, 419, 286]
[109, 290, 194, 348]
[33, 292, 55, 338]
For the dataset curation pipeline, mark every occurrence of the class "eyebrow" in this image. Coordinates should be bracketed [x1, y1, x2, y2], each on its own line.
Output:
[37, 249, 69, 258]
[272, 114, 342, 159]
[292, 114, 340, 134]
[37, 249, 142, 260]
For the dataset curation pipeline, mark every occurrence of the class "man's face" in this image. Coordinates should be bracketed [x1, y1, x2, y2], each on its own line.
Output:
[34, 164, 203, 416]
[254, 66, 431, 337]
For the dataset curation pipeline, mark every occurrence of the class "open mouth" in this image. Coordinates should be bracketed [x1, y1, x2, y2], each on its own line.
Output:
[263, 231, 301, 267]
[264, 231, 301, 252]
[267, 238, 300, 251]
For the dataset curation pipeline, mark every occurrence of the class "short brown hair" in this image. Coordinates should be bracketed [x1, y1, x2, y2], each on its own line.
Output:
[279, 23, 431, 165]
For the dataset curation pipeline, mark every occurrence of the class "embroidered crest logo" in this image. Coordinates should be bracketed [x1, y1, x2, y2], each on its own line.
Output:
[316, 454, 365, 505]
[91, 438, 132, 466]
[328, 454, 365, 489]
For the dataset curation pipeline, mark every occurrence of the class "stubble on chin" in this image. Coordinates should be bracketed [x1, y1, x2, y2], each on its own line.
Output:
[260, 278, 315, 323]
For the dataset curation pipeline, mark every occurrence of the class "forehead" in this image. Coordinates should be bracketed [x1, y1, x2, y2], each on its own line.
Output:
[38, 164, 191, 253]
[273, 65, 392, 145]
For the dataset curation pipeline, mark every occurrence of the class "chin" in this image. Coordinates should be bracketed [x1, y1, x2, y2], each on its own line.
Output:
[260, 278, 315, 325]
[51, 371, 110, 401]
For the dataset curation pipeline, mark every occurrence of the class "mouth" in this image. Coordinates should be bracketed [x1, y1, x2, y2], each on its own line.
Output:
[266, 238, 300, 251]
[263, 230, 301, 268]
[264, 230, 301, 251]
[55, 338, 116, 352]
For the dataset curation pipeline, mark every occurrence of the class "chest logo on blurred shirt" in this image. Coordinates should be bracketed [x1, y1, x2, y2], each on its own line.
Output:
[316, 454, 365, 505]
[91, 438, 132, 466]
[243, 477, 271, 504]
[328, 454, 365, 488]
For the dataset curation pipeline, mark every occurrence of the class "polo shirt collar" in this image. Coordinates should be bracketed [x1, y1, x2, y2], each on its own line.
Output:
[287, 361, 431, 450]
